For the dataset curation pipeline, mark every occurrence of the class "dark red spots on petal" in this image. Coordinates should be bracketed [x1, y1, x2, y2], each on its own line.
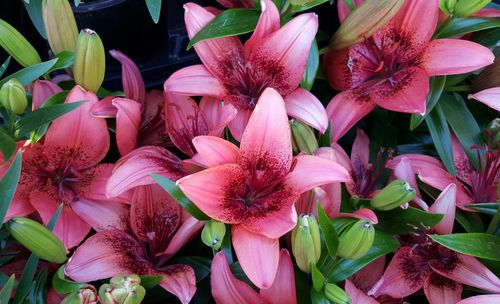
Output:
[428, 246, 460, 274]
[397, 246, 431, 290]
[427, 272, 460, 290]
[243, 186, 298, 221]
[241, 151, 291, 192]
[220, 166, 247, 223]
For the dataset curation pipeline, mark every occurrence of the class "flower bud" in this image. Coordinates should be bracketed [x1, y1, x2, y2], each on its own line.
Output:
[99, 274, 146, 304]
[61, 286, 98, 304]
[0, 79, 28, 114]
[371, 179, 416, 211]
[487, 118, 500, 149]
[8, 217, 67, 263]
[330, 0, 403, 50]
[472, 58, 500, 92]
[0, 18, 41, 67]
[74, 29, 105, 92]
[291, 120, 319, 155]
[453, 0, 491, 17]
[324, 283, 351, 304]
[291, 214, 321, 273]
[337, 219, 374, 260]
[42, 0, 79, 54]
[201, 220, 226, 250]
[439, 0, 457, 14]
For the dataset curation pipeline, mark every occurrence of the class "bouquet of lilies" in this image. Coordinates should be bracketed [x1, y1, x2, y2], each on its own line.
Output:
[0, 0, 500, 303]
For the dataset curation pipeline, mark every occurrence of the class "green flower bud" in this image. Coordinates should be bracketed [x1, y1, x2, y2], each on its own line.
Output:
[42, 0, 79, 54]
[8, 217, 67, 263]
[291, 120, 319, 155]
[74, 29, 105, 92]
[0, 78, 28, 114]
[0, 18, 41, 67]
[324, 283, 351, 304]
[453, 0, 491, 17]
[439, 0, 457, 14]
[371, 179, 416, 211]
[291, 214, 321, 273]
[201, 220, 226, 250]
[61, 286, 98, 304]
[99, 274, 146, 304]
[487, 118, 500, 149]
[337, 219, 374, 260]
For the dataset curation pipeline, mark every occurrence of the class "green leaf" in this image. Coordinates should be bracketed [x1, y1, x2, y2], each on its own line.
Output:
[48, 51, 75, 73]
[0, 274, 15, 303]
[151, 174, 210, 220]
[52, 265, 87, 294]
[317, 204, 339, 258]
[15, 101, 84, 139]
[13, 254, 39, 304]
[0, 128, 16, 162]
[47, 204, 63, 231]
[318, 122, 331, 147]
[376, 207, 444, 235]
[466, 202, 499, 215]
[430, 233, 500, 261]
[410, 76, 446, 130]
[311, 264, 325, 291]
[139, 275, 164, 289]
[0, 56, 10, 78]
[437, 17, 500, 38]
[291, 0, 331, 13]
[0, 151, 22, 224]
[23, 0, 47, 39]
[425, 103, 455, 175]
[456, 210, 485, 232]
[300, 40, 319, 90]
[310, 288, 330, 304]
[146, 0, 162, 23]
[327, 231, 399, 282]
[74, 0, 81, 6]
[440, 94, 484, 169]
[221, 224, 233, 264]
[187, 8, 260, 49]
[0, 59, 58, 87]
[30, 91, 70, 142]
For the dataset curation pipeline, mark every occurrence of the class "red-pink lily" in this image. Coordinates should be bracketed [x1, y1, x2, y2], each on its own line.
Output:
[216, 0, 253, 8]
[469, 87, 500, 112]
[31, 80, 62, 110]
[324, 0, 494, 141]
[387, 134, 499, 209]
[13, 86, 129, 248]
[176, 88, 349, 288]
[65, 184, 197, 304]
[369, 184, 500, 302]
[211, 250, 296, 304]
[458, 295, 500, 304]
[165, 0, 327, 140]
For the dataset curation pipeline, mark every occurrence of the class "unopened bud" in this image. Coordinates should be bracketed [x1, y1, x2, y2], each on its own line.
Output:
[0, 18, 41, 67]
[324, 283, 351, 304]
[0, 78, 28, 114]
[439, 0, 457, 14]
[453, 0, 491, 17]
[337, 219, 374, 260]
[42, 0, 78, 54]
[487, 118, 500, 149]
[291, 214, 321, 273]
[61, 286, 98, 304]
[74, 29, 105, 92]
[371, 179, 416, 211]
[201, 220, 226, 250]
[291, 120, 319, 154]
[8, 217, 67, 263]
[330, 0, 403, 50]
[99, 274, 146, 304]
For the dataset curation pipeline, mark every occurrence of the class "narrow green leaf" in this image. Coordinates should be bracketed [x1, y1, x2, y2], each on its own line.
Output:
[221, 224, 233, 264]
[48, 51, 75, 73]
[0, 274, 15, 303]
[139, 275, 163, 289]
[52, 265, 87, 294]
[410, 76, 446, 130]
[0, 128, 16, 162]
[0, 59, 58, 87]
[151, 174, 210, 220]
[466, 202, 499, 215]
[327, 231, 399, 282]
[47, 204, 63, 231]
[31, 267, 48, 304]
[317, 204, 339, 258]
[0, 56, 11, 78]
[376, 207, 444, 235]
[300, 40, 319, 90]
[23, 0, 47, 39]
[15, 101, 84, 139]
[311, 265, 325, 291]
[437, 17, 500, 38]
[425, 104, 455, 176]
[291, 0, 331, 13]
[74, 0, 81, 6]
[187, 9, 260, 49]
[0, 151, 22, 224]
[318, 122, 332, 147]
[430, 233, 500, 261]
[456, 210, 485, 232]
[146, 0, 162, 23]
[440, 94, 484, 169]
[13, 254, 39, 304]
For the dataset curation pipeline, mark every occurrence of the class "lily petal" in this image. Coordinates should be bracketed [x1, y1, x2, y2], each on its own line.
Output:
[110, 50, 145, 103]
[164, 65, 226, 97]
[350, 256, 386, 293]
[469, 87, 500, 112]
[351, 128, 370, 176]
[393, 157, 428, 210]
[159, 265, 197, 304]
[228, 109, 252, 141]
[232, 225, 280, 289]
[345, 279, 379, 304]
[386, 154, 445, 171]
[72, 198, 130, 232]
[244, 0, 280, 56]
[192, 136, 240, 167]
[457, 295, 500, 304]
[429, 184, 456, 235]
[422, 39, 494, 77]
[201, 97, 237, 137]
[260, 249, 296, 304]
[31, 80, 62, 110]
[285, 88, 328, 133]
[423, 273, 462, 304]
[74, 164, 131, 204]
[162, 217, 204, 259]
[113, 98, 142, 156]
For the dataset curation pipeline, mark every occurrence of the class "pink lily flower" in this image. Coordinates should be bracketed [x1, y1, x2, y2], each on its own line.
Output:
[31, 80, 62, 110]
[387, 134, 499, 209]
[216, 0, 253, 8]
[211, 250, 296, 304]
[324, 0, 494, 141]
[469, 87, 500, 112]
[176, 88, 350, 288]
[457, 295, 500, 304]
[345, 280, 379, 304]
[13, 86, 129, 248]
[165, 0, 328, 140]
[65, 184, 198, 304]
[369, 184, 500, 302]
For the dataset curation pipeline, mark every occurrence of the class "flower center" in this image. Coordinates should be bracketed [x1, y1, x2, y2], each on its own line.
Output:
[467, 148, 500, 203]
[36, 162, 81, 202]
[355, 147, 394, 197]
[226, 61, 269, 111]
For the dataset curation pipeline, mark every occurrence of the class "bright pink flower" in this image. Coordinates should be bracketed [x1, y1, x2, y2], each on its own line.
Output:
[345, 280, 380, 304]
[65, 184, 199, 304]
[457, 295, 500, 304]
[31, 80, 62, 110]
[324, 0, 494, 141]
[469, 87, 500, 112]
[177, 88, 349, 288]
[387, 134, 499, 209]
[369, 184, 500, 303]
[165, 0, 327, 140]
[14, 86, 129, 248]
[211, 249, 296, 304]
[216, 0, 253, 8]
